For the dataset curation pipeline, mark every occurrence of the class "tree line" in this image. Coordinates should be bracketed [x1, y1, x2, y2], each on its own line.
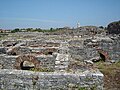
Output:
[11, 28, 57, 33]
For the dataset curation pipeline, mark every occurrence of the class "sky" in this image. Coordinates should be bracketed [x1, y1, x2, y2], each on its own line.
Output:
[0, 0, 120, 29]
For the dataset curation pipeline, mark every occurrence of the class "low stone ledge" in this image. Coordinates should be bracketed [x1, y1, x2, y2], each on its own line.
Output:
[0, 69, 103, 90]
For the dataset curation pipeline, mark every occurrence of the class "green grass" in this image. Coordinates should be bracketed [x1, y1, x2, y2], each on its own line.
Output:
[30, 68, 54, 72]
[78, 87, 87, 90]
[95, 61, 120, 75]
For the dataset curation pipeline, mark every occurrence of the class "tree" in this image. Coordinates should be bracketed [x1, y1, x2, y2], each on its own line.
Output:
[99, 26, 104, 29]
[107, 21, 120, 34]
[11, 28, 20, 33]
[50, 28, 53, 31]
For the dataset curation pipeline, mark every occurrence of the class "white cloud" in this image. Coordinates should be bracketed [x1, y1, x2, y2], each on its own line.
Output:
[0, 17, 64, 23]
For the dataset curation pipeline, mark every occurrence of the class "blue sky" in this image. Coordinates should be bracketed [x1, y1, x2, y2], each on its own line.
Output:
[0, 0, 120, 29]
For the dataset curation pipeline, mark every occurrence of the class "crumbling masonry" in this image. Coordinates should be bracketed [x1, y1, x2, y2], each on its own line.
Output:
[0, 29, 120, 89]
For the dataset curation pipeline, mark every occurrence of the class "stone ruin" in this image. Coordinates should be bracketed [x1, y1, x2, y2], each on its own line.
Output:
[0, 30, 119, 90]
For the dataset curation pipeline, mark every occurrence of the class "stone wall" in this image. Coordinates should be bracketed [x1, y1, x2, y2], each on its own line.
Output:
[83, 36, 120, 61]
[73, 36, 120, 62]
[0, 55, 17, 69]
[99, 39, 120, 61]
[37, 55, 55, 71]
[0, 69, 104, 90]
[0, 55, 56, 71]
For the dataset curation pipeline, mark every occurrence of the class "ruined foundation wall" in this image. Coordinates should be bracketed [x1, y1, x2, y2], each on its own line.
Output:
[0, 69, 104, 90]
[0, 55, 17, 69]
[99, 39, 120, 61]
[0, 55, 56, 70]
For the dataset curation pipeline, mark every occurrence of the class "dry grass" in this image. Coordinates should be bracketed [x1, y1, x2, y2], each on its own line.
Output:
[95, 61, 120, 90]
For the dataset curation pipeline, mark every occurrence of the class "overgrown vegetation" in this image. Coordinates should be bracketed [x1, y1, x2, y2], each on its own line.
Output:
[107, 20, 120, 34]
[30, 67, 54, 72]
[78, 87, 87, 90]
[95, 61, 120, 90]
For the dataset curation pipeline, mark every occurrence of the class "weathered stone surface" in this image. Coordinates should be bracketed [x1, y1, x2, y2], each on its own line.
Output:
[0, 69, 104, 90]
[0, 55, 17, 69]
[0, 47, 6, 54]
[37, 55, 55, 71]
[22, 61, 35, 67]
[7, 46, 31, 55]
[14, 55, 41, 70]
[55, 54, 69, 71]
[2, 41, 19, 47]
